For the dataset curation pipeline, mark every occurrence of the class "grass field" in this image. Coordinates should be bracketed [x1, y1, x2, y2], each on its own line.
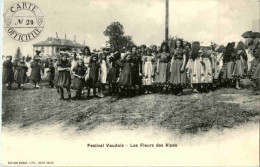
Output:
[2, 81, 259, 134]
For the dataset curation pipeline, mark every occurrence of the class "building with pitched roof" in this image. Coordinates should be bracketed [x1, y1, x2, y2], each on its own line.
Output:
[33, 34, 85, 57]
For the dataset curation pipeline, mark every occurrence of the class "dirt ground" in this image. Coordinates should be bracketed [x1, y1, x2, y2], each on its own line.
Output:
[1, 81, 259, 166]
[2, 81, 259, 134]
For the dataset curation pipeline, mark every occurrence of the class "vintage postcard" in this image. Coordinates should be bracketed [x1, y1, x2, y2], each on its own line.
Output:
[0, 0, 259, 166]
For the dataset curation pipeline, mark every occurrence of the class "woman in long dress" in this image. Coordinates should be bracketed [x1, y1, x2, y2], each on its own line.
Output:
[99, 53, 109, 97]
[249, 42, 260, 91]
[142, 48, 155, 94]
[72, 59, 87, 99]
[131, 45, 142, 94]
[169, 39, 187, 95]
[233, 42, 247, 89]
[82, 46, 92, 88]
[30, 56, 41, 88]
[57, 53, 72, 100]
[3, 56, 14, 90]
[222, 42, 236, 86]
[154, 42, 171, 93]
[15, 57, 28, 89]
[200, 43, 213, 92]
[107, 49, 120, 96]
[188, 41, 200, 92]
[118, 53, 133, 96]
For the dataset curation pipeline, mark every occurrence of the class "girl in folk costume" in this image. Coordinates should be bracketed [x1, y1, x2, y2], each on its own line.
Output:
[191, 42, 204, 92]
[222, 42, 236, 86]
[98, 52, 109, 98]
[200, 42, 213, 92]
[154, 42, 171, 93]
[57, 53, 72, 100]
[87, 55, 100, 97]
[232, 42, 247, 89]
[249, 42, 260, 91]
[25, 56, 32, 82]
[169, 39, 187, 95]
[118, 52, 133, 97]
[30, 56, 41, 88]
[3, 56, 14, 90]
[186, 41, 200, 90]
[142, 48, 156, 94]
[82, 46, 92, 88]
[72, 59, 87, 99]
[15, 57, 28, 89]
[46, 58, 55, 88]
[107, 49, 121, 96]
[131, 45, 142, 94]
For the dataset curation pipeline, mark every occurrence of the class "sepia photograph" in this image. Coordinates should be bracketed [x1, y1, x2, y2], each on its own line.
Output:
[1, 0, 259, 166]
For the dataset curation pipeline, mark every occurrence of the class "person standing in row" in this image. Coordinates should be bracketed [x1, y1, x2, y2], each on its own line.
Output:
[169, 39, 187, 95]
[15, 57, 28, 90]
[72, 59, 87, 99]
[189, 41, 201, 92]
[107, 49, 121, 96]
[99, 52, 109, 97]
[118, 52, 133, 96]
[131, 45, 142, 94]
[222, 42, 236, 86]
[30, 56, 41, 88]
[88, 55, 100, 98]
[142, 48, 156, 94]
[57, 53, 71, 100]
[233, 42, 247, 89]
[3, 55, 14, 90]
[46, 58, 55, 88]
[200, 42, 213, 92]
[154, 42, 171, 93]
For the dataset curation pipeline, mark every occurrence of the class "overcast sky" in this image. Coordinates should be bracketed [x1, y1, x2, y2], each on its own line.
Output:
[2, 0, 259, 56]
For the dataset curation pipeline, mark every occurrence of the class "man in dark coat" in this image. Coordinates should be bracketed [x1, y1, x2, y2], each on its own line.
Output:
[3, 56, 14, 90]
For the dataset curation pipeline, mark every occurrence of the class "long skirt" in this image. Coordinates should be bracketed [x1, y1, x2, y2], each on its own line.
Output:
[169, 59, 186, 85]
[201, 58, 212, 83]
[232, 60, 244, 78]
[192, 58, 202, 83]
[30, 67, 41, 83]
[3, 69, 14, 83]
[57, 71, 71, 88]
[143, 62, 153, 85]
[107, 66, 119, 84]
[72, 77, 85, 89]
[118, 63, 132, 87]
[46, 71, 55, 82]
[155, 62, 169, 84]
[223, 61, 234, 80]
[15, 69, 27, 84]
[100, 64, 108, 84]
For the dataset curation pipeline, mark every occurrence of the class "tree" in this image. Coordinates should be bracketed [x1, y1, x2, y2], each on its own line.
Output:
[104, 22, 135, 51]
[14, 47, 22, 62]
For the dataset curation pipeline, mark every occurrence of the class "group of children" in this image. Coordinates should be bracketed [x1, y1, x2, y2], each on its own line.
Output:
[3, 38, 260, 100]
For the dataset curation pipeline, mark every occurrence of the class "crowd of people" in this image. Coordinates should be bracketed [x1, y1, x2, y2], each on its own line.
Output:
[2, 38, 260, 100]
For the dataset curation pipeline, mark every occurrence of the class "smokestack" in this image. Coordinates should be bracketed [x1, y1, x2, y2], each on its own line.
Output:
[74, 35, 76, 42]
[56, 32, 58, 38]
[65, 34, 66, 40]
[83, 40, 85, 46]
